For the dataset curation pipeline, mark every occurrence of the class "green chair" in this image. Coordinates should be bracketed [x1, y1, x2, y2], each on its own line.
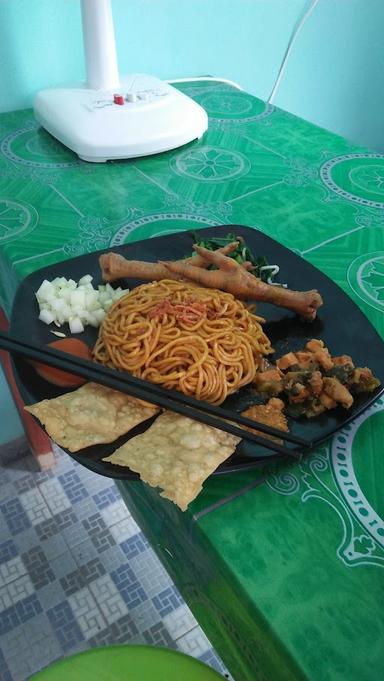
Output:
[29, 644, 226, 680]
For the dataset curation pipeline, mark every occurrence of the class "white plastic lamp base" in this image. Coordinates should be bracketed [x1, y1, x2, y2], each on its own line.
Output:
[34, 73, 208, 162]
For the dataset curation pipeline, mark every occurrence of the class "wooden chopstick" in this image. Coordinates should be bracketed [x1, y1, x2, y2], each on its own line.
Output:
[0, 331, 310, 458]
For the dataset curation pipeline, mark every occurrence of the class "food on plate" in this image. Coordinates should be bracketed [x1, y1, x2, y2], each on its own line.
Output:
[241, 398, 289, 443]
[161, 245, 322, 321]
[24, 229, 380, 509]
[31, 338, 92, 388]
[24, 382, 160, 451]
[99, 241, 243, 283]
[93, 279, 273, 405]
[253, 339, 381, 418]
[103, 411, 241, 511]
[23, 334, 380, 508]
[50, 330, 67, 338]
[99, 243, 322, 320]
[35, 274, 128, 333]
[101, 232, 285, 285]
[190, 231, 286, 285]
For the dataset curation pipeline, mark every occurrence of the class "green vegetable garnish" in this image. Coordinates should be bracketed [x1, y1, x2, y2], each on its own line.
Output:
[187, 231, 283, 284]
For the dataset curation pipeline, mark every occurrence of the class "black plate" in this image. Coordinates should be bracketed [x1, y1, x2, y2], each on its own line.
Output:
[10, 225, 384, 479]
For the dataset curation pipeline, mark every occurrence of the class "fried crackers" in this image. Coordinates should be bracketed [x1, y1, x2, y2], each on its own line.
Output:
[103, 411, 240, 510]
[25, 382, 159, 452]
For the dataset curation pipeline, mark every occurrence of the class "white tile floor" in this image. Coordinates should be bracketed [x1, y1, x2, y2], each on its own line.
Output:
[0, 439, 232, 680]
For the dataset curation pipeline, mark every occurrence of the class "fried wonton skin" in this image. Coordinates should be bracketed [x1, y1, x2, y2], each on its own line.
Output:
[104, 411, 240, 510]
[25, 382, 159, 452]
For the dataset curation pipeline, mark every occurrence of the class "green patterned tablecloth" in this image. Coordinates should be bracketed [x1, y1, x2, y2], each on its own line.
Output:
[1, 80, 384, 681]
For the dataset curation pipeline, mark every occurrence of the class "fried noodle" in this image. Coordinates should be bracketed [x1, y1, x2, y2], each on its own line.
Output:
[93, 280, 273, 405]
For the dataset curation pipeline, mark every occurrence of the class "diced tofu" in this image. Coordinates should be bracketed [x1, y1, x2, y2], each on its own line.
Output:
[313, 349, 334, 371]
[323, 377, 353, 409]
[276, 352, 297, 370]
[305, 339, 325, 353]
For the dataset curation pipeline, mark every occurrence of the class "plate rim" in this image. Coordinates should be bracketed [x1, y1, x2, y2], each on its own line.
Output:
[10, 224, 384, 480]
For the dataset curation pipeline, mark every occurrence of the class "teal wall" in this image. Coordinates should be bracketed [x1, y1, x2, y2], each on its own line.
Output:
[0, 0, 383, 444]
[0, 0, 383, 152]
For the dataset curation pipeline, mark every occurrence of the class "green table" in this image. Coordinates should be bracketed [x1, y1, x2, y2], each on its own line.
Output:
[1, 80, 384, 681]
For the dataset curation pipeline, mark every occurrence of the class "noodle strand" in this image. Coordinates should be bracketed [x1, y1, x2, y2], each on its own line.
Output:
[93, 280, 272, 405]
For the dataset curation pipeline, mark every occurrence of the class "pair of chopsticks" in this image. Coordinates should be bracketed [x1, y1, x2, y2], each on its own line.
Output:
[0, 331, 313, 458]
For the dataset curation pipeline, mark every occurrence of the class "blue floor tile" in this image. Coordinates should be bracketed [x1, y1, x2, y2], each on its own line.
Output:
[0, 445, 229, 680]
[0, 499, 32, 535]
[93, 485, 121, 510]
[0, 540, 18, 565]
[120, 531, 149, 560]
[0, 646, 13, 681]
[111, 564, 148, 609]
[58, 470, 89, 504]
[152, 585, 184, 617]
[46, 600, 85, 652]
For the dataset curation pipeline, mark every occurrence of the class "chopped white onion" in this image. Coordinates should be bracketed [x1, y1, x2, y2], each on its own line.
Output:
[78, 274, 93, 285]
[35, 274, 128, 332]
[93, 308, 106, 323]
[39, 309, 55, 325]
[69, 317, 84, 334]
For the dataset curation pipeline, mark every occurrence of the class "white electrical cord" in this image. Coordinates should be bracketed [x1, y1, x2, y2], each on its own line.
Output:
[168, 76, 244, 91]
[168, 3, 319, 103]
[267, 0, 320, 104]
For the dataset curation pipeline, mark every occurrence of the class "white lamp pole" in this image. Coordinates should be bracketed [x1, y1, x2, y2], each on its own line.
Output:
[81, 0, 120, 90]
